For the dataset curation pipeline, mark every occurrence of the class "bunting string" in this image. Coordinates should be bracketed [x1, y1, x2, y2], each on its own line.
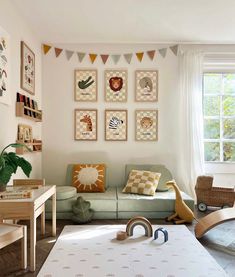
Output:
[42, 43, 179, 64]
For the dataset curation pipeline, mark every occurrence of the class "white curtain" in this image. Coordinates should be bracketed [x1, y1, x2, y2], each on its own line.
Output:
[178, 50, 205, 198]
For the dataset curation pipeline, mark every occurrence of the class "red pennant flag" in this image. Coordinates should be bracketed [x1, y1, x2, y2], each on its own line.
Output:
[136, 52, 144, 62]
[54, 47, 63, 57]
[43, 44, 51, 54]
[100, 54, 109, 64]
[89, 53, 97, 64]
[147, 50, 156, 61]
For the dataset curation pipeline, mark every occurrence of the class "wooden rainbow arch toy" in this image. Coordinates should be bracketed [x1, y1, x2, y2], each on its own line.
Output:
[126, 216, 153, 237]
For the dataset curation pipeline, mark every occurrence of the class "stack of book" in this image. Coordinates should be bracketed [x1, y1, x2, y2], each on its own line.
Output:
[16, 92, 40, 119]
[0, 188, 33, 199]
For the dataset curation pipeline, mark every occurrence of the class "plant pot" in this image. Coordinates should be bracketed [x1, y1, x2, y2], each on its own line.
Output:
[0, 183, 7, 192]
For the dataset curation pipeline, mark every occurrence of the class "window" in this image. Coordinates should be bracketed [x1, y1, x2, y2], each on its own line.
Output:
[203, 73, 235, 162]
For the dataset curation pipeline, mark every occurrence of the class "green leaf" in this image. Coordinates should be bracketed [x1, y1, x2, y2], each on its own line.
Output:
[17, 158, 32, 177]
[0, 156, 5, 169]
[0, 165, 14, 184]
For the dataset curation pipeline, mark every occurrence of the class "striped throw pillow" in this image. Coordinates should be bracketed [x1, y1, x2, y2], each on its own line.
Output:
[122, 170, 161, 196]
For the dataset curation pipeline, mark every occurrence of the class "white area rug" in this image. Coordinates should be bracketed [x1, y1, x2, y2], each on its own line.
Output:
[38, 225, 227, 277]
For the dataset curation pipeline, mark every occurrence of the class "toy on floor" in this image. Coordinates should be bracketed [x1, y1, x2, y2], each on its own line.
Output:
[71, 196, 94, 224]
[195, 201, 235, 238]
[126, 216, 153, 237]
[195, 175, 235, 212]
[166, 180, 194, 224]
[154, 227, 168, 242]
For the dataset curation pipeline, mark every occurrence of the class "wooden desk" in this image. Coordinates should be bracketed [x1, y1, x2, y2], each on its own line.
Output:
[0, 185, 56, 271]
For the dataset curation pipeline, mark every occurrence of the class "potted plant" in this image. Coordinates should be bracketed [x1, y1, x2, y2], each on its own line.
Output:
[0, 143, 32, 192]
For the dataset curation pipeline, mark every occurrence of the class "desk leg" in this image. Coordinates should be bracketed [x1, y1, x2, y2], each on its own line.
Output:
[52, 192, 56, 237]
[30, 212, 36, 272]
[21, 226, 27, 269]
[41, 205, 46, 236]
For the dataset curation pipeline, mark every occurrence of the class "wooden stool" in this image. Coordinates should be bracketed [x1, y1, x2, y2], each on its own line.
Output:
[0, 223, 27, 269]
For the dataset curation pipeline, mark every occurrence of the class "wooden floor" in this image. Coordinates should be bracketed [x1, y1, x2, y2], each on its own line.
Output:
[0, 214, 234, 277]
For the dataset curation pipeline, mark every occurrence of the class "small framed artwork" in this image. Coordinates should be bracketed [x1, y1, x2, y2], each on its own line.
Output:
[105, 69, 128, 102]
[74, 69, 97, 101]
[20, 41, 35, 95]
[0, 29, 10, 105]
[18, 124, 33, 143]
[105, 109, 128, 141]
[74, 109, 97, 141]
[135, 70, 158, 102]
[135, 110, 158, 141]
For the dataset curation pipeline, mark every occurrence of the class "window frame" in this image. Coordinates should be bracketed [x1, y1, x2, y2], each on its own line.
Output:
[203, 71, 235, 164]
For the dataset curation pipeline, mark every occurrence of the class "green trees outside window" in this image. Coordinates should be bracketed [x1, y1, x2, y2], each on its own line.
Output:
[203, 73, 235, 162]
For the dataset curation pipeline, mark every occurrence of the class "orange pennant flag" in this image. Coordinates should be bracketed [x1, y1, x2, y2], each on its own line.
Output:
[136, 52, 144, 62]
[43, 44, 51, 55]
[100, 54, 109, 64]
[147, 50, 156, 61]
[89, 53, 97, 64]
[54, 47, 63, 57]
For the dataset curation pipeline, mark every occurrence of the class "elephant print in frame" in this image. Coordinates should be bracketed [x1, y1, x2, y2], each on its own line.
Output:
[105, 109, 128, 141]
[135, 70, 158, 102]
[74, 69, 97, 101]
[105, 69, 128, 102]
[135, 110, 158, 141]
[21, 41, 35, 95]
[74, 109, 97, 141]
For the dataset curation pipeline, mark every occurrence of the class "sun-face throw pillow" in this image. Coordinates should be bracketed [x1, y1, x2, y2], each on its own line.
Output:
[122, 170, 161, 196]
[72, 164, 106, 192]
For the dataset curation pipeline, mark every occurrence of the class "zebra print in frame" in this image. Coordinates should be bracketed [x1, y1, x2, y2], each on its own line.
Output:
[105, 109, 128, 141]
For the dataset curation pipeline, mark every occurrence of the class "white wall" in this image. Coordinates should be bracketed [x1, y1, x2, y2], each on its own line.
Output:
[42, 44, 181, 187]
[0, 0, 42, 182]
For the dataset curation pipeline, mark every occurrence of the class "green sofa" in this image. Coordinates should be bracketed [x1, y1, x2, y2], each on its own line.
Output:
[46, 164, 194, 220]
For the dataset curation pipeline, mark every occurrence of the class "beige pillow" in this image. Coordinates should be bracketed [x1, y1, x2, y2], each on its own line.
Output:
[122, 170, 161, 196]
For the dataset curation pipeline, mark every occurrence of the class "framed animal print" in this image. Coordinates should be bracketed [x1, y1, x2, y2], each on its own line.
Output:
[21, 41, 35, 95]
[135, 70, 158, 102]
[74, 109, 97, 141]
[74, 69, 97, 101]
[105, 109, 128, 141]
[0, 30, 10, 105]
[105, 69, 127, 102]
[135, 110, 158, 141]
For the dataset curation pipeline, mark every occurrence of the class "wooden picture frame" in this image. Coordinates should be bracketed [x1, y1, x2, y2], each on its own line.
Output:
[0, 30, 10, 105]
[135, 70, 158, 102]
[105, 69, 128, 102]
[105, 109, 128, 141]
[135, 110, 158, 141]
[74, 109, 97, 141]
[74, 69, 97, 101]
[20, 41, 35, 95]
[18, 124, 33, 143]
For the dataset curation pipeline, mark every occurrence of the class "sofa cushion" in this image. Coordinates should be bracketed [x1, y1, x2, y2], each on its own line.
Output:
[117, 187, 194, 212]
[72, 164, 106, 192]
[122, 170, 161, 196]
[56, 186, 77, 200]
[125, 164, 172, 191]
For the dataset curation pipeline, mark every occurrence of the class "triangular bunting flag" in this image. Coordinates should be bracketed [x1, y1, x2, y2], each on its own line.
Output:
[123, 53, 133, 64]
[111, 54, 121, 64]
[158, 48, 167, 58]
[89, 53, 97, 64]
[65, 50, 74, 60]
[147, 50, 156, 61]
[136, 52, 144, 62]
[170, 45, 179, 56]
[54, 47, 63, 57]
[43, 44, 51, 55]
[77, 52, 86, 62]
[100, 54, 109, 64]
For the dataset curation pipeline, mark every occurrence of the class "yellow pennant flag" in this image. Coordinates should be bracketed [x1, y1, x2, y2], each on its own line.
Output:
[136, 52, 144, 62]
[43, 44, 51, 55]
[89, 53, 97, 64]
